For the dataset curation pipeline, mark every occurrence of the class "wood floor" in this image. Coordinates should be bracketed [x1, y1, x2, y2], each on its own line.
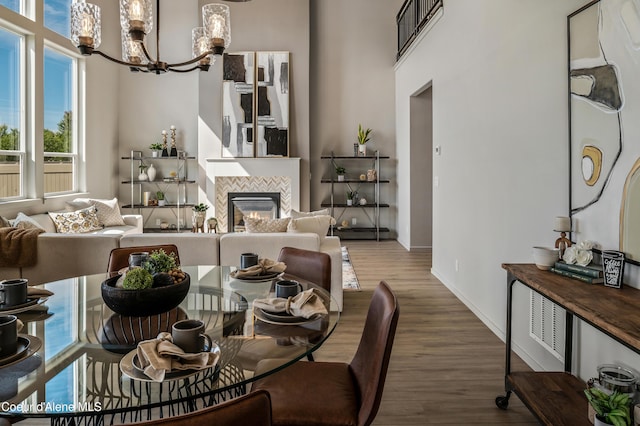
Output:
[313, 241, 539, 425]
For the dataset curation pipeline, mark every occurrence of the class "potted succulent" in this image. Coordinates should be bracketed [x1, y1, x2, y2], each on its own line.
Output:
[156, 191, 166, 206]
[138, 164, 148, 181]
[149, 142, 163, 157]
[346, 191, 354, 206]
[357, 124, 372, 156]
[336, 165, 346, 181]
[584, 387, 632, 426]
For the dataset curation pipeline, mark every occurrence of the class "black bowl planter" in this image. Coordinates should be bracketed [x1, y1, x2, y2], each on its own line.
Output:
[101, 273, 190, 317]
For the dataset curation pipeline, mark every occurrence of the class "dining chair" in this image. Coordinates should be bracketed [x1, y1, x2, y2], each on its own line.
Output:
[106, 244, 180, 277]
[277, 246, 331, 293]
[128, 389, 272, 426]
[250, 280, 399, 426]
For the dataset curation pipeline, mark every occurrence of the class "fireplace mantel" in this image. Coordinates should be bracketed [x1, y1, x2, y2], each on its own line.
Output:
[206, 158, 301, 232]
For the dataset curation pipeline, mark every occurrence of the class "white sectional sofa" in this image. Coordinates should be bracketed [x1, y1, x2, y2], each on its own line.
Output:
[0, 213, 142, 285]
[1, 216, 344, 310]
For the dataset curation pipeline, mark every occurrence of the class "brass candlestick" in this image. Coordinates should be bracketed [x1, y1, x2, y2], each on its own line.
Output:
[553, 216, 572, 258]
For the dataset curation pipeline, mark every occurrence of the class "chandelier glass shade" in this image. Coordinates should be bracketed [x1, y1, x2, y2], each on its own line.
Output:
[70, 0, 231, 73]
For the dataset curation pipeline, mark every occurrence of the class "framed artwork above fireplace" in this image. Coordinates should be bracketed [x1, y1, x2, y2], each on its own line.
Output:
[222, 51, 290, 158]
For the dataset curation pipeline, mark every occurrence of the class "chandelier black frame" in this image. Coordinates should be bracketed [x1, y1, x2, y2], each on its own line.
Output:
[71, 0, 231, 74]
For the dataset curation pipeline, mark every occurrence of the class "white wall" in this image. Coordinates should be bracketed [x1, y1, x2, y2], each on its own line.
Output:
[309, 0, 402, 234]
[198, 0, 310, 211]
[396, 0, 640, 378]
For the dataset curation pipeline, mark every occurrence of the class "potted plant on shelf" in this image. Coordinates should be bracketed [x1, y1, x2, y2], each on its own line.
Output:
[357, 124, 372, 156]
[192, 203, 209, 232]
[584, 386, 632, 426]
[149, 143, 163, 157]
[156, 191, 166, 207]
[336, 165, 346, 181]
[346, 191, 354, 206]
[138, 164, 148, 181]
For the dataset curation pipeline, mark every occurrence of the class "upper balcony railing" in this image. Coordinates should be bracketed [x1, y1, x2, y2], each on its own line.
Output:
[397, 0, 443, 59]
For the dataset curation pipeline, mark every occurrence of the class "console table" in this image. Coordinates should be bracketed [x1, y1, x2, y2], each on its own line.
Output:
[496, 263, 640, 425]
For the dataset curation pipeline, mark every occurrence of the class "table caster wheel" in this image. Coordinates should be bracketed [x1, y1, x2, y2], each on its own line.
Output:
[495, 395, 510, 410]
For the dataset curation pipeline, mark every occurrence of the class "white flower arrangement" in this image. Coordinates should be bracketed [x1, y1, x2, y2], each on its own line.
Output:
[563, 240, 596, 266]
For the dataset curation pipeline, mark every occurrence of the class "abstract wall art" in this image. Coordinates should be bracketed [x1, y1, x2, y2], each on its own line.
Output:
[222, 51, 290, 158]
[569, 0, 640, 264]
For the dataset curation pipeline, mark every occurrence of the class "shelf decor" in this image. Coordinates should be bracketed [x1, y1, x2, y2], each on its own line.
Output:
[321, 150, 390, 240]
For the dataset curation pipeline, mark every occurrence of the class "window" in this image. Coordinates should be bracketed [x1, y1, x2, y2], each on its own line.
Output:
[0, 1, 83, 201]
[44, 0, 71, 38]
[0, 27, 23, 198]
[0, 0, 21, 15]
[44, 47, 76, 194]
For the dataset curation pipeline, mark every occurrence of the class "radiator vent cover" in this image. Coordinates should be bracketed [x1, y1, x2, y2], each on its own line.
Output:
[529, 290, 565, 362]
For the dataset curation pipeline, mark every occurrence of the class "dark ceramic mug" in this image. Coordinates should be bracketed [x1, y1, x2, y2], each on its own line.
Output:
[171, 319, 212, 353]
[275, 280, 303, 299]
[240, 253, 259, 269]
[0, 315, 18, 357]
[0, 279, 28, 307]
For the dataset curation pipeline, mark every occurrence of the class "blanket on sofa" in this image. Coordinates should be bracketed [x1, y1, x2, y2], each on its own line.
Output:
[0, 227, 44, 267]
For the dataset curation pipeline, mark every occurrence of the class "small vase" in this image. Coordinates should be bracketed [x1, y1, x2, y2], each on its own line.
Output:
[347, 199, 353, 206]
[594, 416, 612, 426]
[158, 199, 166, 207]
[151, 150, 160, 158]
[147, 164, 156, 181]
[338, 175, 344, 182]
[358, 144, 367, 156]
[138, 171, 148, 181]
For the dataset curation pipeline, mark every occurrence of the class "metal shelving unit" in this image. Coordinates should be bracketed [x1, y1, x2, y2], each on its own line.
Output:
[122, 150, 196, 232]
[320, 150, 390, 241]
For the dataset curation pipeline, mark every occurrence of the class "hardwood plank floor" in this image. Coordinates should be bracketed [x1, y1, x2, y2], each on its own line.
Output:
[313, 241, 539, 425]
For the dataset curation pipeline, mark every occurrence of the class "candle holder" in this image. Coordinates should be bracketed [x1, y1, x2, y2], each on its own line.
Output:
[553, 216, 572, 258]
[161, 131, 169, 157]
[170, 126, 178, 157]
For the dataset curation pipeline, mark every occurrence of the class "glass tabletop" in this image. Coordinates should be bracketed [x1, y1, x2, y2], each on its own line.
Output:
[0, 265, 339, 423]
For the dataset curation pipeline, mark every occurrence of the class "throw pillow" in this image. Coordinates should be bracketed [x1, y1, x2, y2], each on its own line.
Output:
[12, 212, 46, 231]
[244, 217, 291, 233]
[289, 209, 330, 219]
[48, 206, 102, 234]
[287, 215, 336, 242]
[67, 198, 125, 227]
[92, 198, 126, 227]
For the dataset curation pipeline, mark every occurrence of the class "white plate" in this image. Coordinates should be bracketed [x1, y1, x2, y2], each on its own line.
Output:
[0, 298, 48, 315]
[253, 307, 324, 326]
[119, 343, 220, 383]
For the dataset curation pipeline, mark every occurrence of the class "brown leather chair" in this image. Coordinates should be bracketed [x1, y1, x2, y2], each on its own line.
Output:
[277, 246, 331, 292]
[128, 389, 272, 426]
[106, 245, 180, 277]
[251, 281, 399, 426]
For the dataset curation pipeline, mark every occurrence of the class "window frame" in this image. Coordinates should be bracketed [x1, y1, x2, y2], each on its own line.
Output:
[0, 24, 26, 200]
[0, 0, 85, 203]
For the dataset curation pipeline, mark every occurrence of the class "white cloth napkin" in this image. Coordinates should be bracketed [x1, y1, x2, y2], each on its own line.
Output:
[231, 258, 287, 278]
[253, 288, 328, 319]
[136, 332, 219, 382]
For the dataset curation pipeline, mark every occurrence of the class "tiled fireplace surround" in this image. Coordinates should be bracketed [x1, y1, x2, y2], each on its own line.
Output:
[206, 158, 301, 233]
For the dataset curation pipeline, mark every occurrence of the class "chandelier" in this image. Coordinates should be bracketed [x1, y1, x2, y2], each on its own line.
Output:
[70, 0, 231, 74]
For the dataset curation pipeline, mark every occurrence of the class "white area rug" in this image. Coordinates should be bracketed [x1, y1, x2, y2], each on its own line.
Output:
[342, 246, 361, 291]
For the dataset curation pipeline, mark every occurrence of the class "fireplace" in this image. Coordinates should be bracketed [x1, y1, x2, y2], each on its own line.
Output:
[228, 192, 281, 232]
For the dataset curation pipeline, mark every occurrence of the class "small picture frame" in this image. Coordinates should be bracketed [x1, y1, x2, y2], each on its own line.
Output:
[602, 250, 625, 289]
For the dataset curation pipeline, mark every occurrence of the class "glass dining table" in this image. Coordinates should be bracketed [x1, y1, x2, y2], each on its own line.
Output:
[0, 265, 339, 425]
